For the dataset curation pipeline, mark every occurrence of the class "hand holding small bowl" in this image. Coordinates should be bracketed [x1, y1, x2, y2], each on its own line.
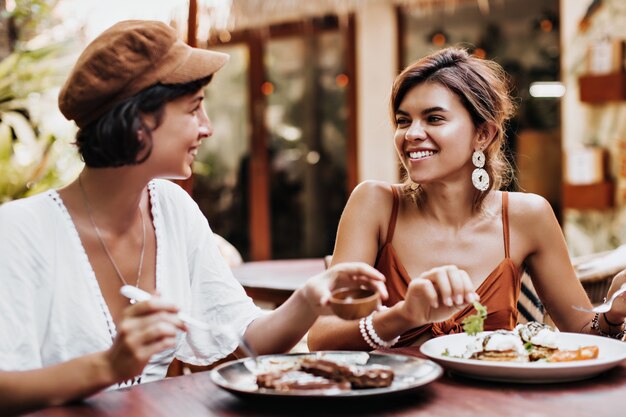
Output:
[329, 287, 381, 320]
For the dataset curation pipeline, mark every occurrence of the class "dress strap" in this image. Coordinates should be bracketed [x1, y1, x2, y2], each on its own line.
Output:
[501, 192, 510, 259]
[386, 185, 400, 244]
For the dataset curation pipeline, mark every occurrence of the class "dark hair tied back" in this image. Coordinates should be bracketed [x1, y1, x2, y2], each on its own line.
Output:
[76, 75, 212, 168]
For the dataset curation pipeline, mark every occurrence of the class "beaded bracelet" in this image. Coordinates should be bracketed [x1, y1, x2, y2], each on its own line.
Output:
[603, 312, 625, 327]
[365, 312, 400, 348]
[359, 315, 379, 350]
[591, 312, 626, 340]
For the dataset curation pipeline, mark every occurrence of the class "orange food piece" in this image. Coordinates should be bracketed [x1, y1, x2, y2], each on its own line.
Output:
[578, 345, 600, 360]
[549, 350, 578, 362]
[548, 345, 599, 362]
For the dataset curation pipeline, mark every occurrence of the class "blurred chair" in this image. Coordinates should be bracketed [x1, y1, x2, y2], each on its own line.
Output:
[517, 274, 546, 324]
[572, 248, 625, 305]
[323, 255, 333, 269]
[214, 233, 243, 267]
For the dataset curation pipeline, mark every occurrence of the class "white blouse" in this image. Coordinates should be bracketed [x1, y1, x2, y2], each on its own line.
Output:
[0, 179, 262, 387]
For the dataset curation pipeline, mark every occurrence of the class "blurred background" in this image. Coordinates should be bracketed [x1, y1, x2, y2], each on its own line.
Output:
[1, 0, 625, 262]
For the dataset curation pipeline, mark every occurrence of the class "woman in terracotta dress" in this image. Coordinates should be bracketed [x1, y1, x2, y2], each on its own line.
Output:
[308, 47, 626, 354]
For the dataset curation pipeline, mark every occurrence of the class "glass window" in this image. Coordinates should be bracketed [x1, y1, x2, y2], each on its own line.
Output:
[265, 30, 349, 258]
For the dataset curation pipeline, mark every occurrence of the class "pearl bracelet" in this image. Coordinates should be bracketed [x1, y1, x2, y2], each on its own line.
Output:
[358, 308, 400, 350]
[359, 315, 379, 350]
[365, 312, 399, 348]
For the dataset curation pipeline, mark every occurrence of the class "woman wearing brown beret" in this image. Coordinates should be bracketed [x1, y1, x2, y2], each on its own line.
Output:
[0, 20, 404, 414]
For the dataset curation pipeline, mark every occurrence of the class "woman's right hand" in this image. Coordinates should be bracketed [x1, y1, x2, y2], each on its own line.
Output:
[399, 265, 478, 327]
[604, 270, 626, 325]
[103, 298, 186, 384]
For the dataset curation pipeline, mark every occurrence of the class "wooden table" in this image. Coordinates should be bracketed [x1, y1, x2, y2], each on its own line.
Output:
[23, 362, 626, 417]
[231, 259, 326, 306]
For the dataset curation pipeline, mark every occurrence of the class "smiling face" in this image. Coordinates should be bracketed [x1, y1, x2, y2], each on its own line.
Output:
[393, 82, 481, 187]
[144, 88, 211, 179]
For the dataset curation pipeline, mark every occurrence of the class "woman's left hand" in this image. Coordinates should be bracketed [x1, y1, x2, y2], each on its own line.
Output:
[301, 262, 387, 315]
[605, 270, 626, 324]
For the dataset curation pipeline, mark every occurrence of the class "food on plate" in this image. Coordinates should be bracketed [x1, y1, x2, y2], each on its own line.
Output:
[461, 301, 488, 335]
[546, 345, 599, 362]
[456, 322, 600, 363]
[468, 330, 527, 362]
[300, 357, 394, 388]
[256, 370, 351, 391]
[254, 355, 395, 392]
[516, 321, 559, 361]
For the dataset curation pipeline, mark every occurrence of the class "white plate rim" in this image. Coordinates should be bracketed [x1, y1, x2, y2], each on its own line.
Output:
[419, 331, 626, 382]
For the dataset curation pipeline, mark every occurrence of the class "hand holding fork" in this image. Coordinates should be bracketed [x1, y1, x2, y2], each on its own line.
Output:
[573, 285, 626, 314]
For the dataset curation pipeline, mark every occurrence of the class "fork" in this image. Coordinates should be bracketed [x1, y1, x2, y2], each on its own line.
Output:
[120, 285, 211, 330]
[119, 285, 257, 357]
[572, 285, 626, 314]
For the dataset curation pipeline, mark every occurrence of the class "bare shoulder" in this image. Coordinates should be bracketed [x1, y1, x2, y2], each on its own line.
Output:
[343, 180, 397, 234]
[506, 192, 554, 220]
[506, 192, 558, 240]
[350, 180, 394, 203]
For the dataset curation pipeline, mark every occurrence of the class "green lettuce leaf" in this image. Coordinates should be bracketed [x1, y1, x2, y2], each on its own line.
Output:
[462, 301, 487, 335]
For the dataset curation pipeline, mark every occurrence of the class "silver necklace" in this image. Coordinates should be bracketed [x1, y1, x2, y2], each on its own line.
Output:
[78, 175, 146, 304]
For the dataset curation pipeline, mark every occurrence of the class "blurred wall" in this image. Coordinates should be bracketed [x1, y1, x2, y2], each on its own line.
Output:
[561, 1, 590, 151]
[561, 0, 626, 255]
[355, 2, 399, 183]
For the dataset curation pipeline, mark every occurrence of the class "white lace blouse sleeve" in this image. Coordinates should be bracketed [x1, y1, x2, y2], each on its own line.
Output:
[0, 200, 49, 371]
[153, 181, 263, 366]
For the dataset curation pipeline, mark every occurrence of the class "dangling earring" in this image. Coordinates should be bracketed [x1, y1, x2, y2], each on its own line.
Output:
[410, 182, 419, 191]
[471, 149, 489, 191]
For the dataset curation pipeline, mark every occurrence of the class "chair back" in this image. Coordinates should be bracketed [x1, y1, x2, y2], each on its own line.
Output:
[517, 273, 545, 324]
[323, 255, 333, 269]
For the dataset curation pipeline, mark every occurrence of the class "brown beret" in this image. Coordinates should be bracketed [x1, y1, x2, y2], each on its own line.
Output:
[59, 20, 228, 128]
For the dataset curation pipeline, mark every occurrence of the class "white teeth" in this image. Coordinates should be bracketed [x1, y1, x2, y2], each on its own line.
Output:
[408, 150, 435, 159]
[190, 149, 198, 156]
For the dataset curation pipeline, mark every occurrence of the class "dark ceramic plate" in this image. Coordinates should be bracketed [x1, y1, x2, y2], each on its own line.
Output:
[210, 351, 442, 399]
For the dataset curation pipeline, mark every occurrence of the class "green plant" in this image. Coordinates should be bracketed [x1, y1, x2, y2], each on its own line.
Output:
[0, 1, 81, 203]
[1, 0, 59, 51]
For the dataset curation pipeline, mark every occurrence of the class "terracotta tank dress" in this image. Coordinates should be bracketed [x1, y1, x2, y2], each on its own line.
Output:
[375, 186, 522, 354]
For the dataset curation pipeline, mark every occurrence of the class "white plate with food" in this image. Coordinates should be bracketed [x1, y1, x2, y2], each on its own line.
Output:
[210, 351, 442, 398]
[420, 327, 626, 383]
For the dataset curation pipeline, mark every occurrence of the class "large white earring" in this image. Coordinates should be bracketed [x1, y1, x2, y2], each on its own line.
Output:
[471, 149, 489, 191]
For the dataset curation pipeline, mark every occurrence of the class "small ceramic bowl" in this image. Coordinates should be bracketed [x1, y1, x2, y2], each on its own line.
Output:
[329, 287, 381, 320]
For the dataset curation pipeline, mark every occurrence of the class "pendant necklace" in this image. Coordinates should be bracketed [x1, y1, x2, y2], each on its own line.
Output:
[78, 175, 146, 304]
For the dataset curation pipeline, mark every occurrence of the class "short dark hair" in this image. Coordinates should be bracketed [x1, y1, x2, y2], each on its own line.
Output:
[76, 75, 213, 168]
